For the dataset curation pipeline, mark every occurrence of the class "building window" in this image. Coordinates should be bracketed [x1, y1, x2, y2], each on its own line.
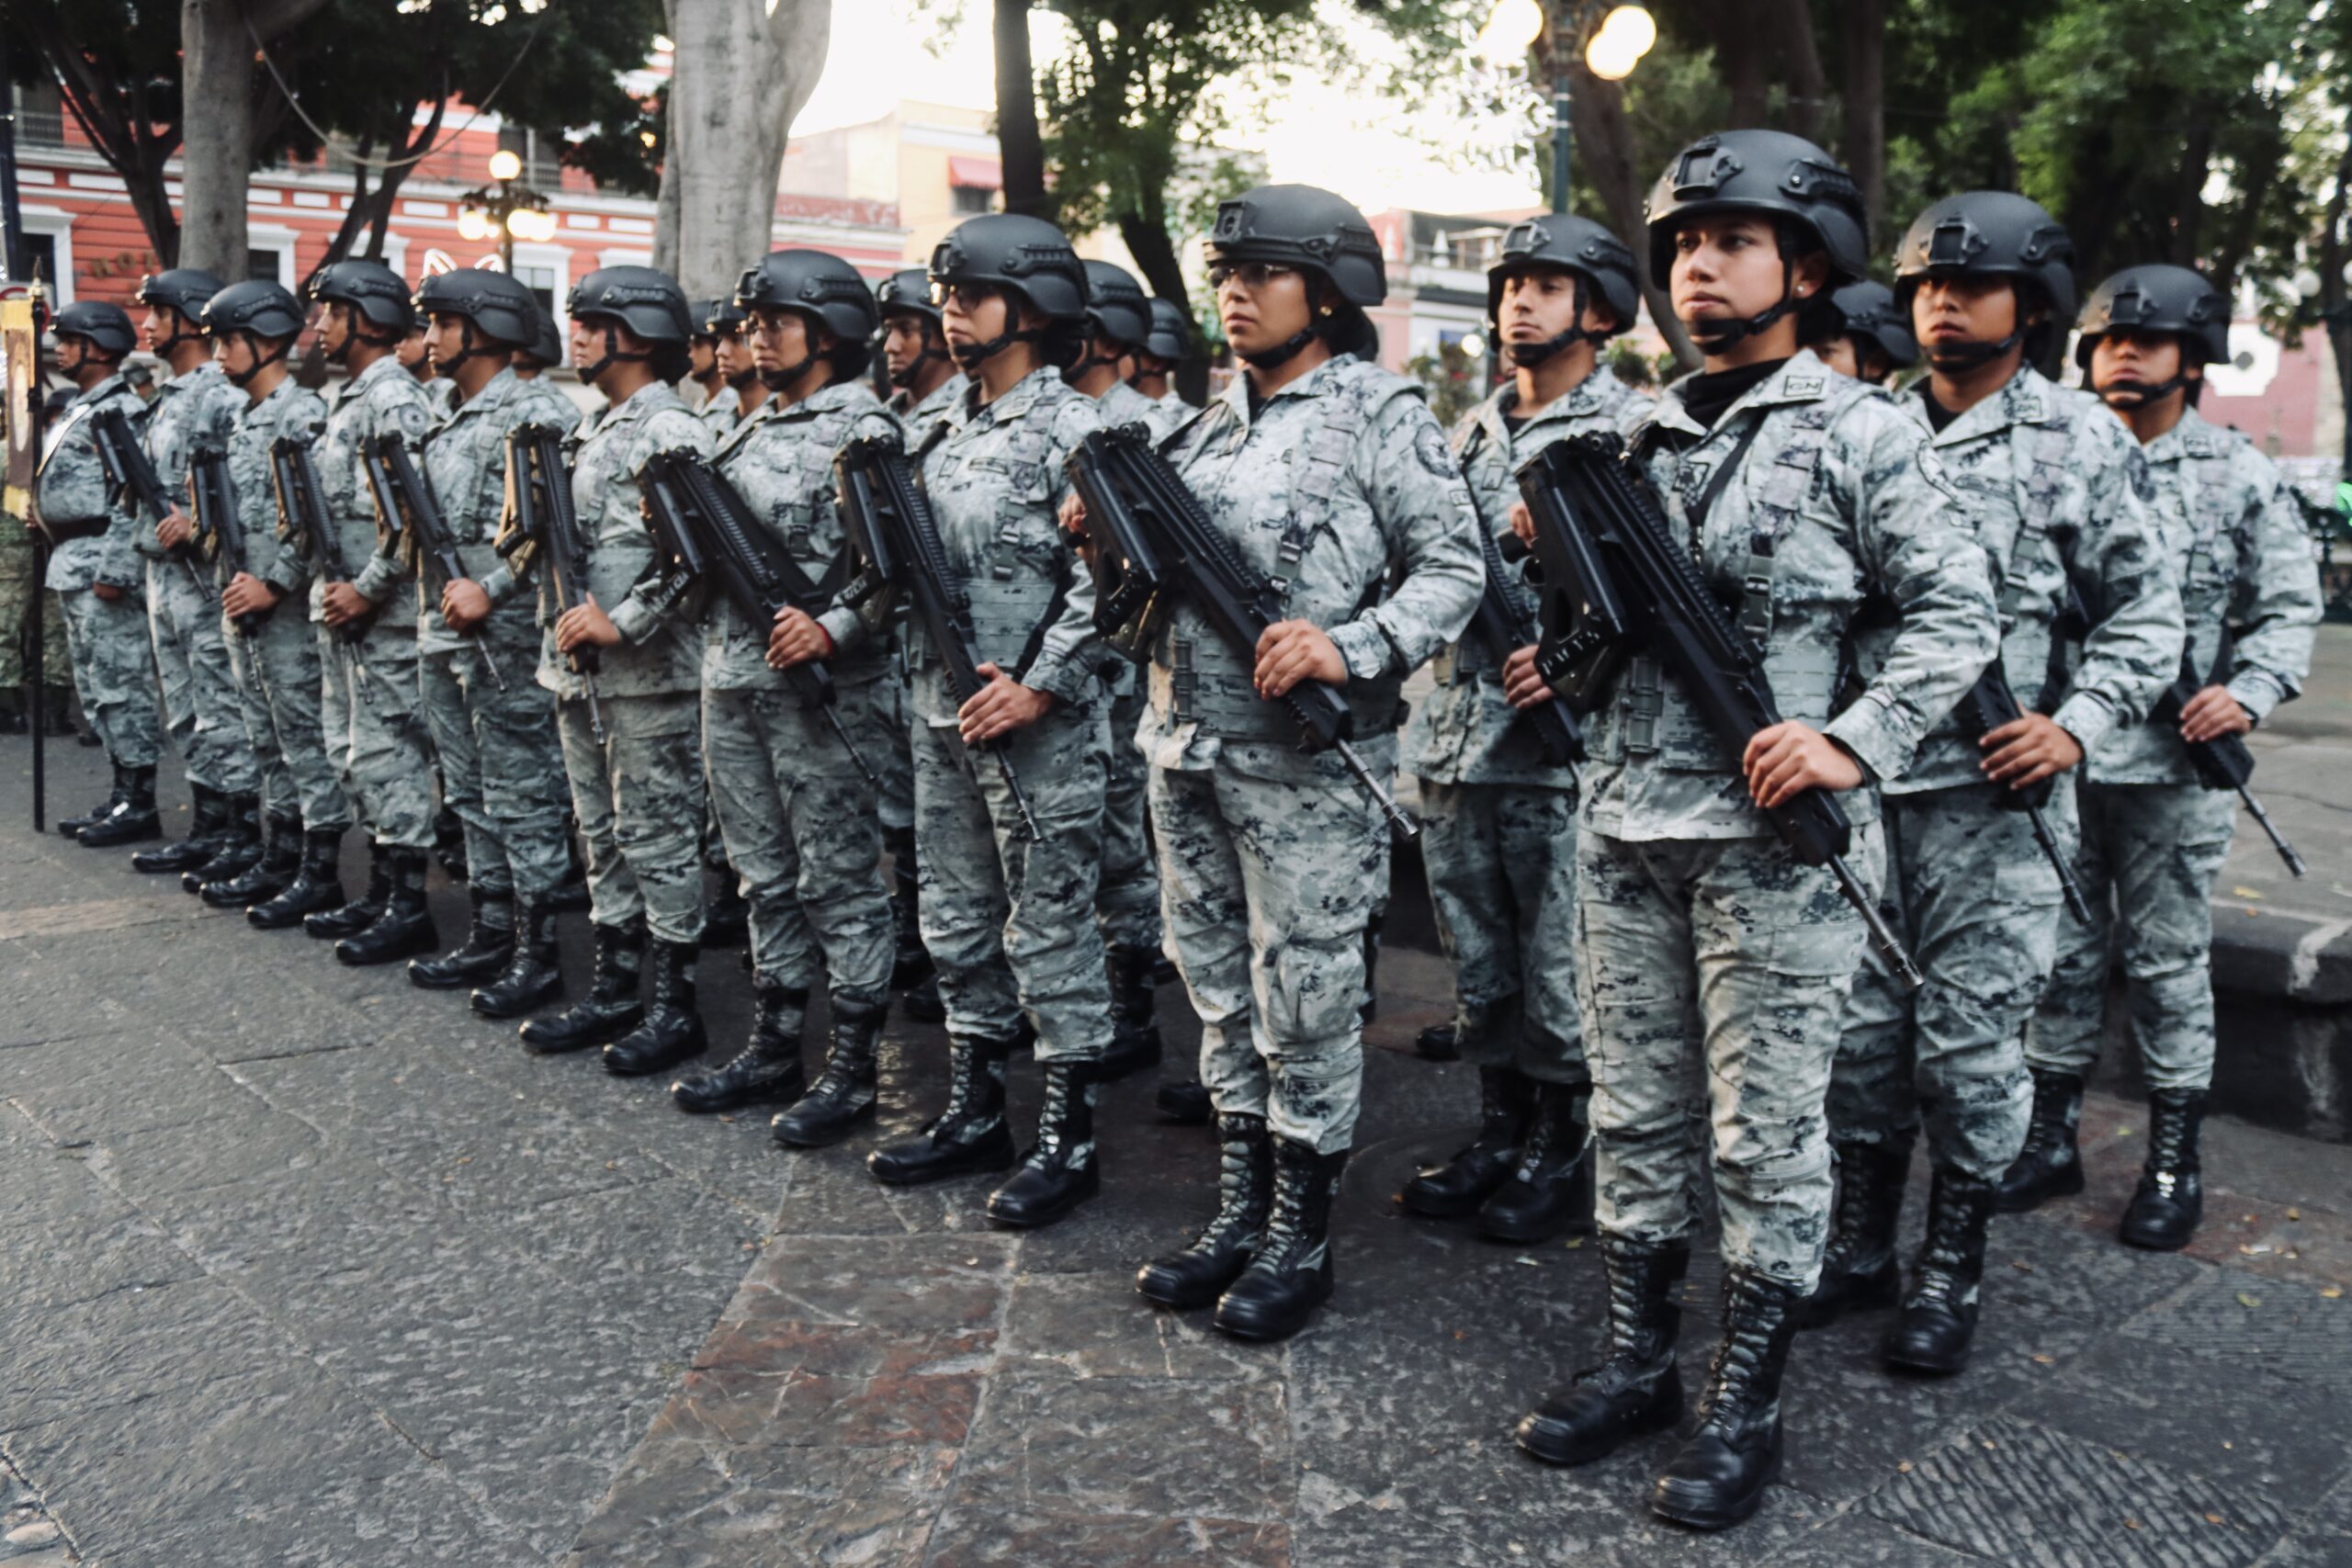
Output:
[248, 248, 284, 285]
[950, 183, 994, 216]
[496, 126, 563, 191]
[11, 82, 63, 148]
[17, 232, 56, 289]
[513, 263, 558, 320]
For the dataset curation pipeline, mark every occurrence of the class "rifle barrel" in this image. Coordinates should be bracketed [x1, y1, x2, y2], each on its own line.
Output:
[2238, 786, 2308, 878]
[1831, 855, 1923, 991]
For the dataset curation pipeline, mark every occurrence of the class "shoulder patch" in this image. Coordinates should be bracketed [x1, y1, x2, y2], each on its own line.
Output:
[1413, 420, 1454, 479]
[1783, 374, 1825, 400]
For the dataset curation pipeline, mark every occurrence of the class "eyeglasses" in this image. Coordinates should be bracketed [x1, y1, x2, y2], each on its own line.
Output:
[1208, 262, 1298, 295]
[930, 282, 1001, 310]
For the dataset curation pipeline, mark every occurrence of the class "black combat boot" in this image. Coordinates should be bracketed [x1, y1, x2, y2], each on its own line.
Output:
[1099, 945, 1163, 1081]
[900, 970, 944, 1024]
[76, 763, 162, 847]
[866, 1032, 1016, 1185]
[1800, 1137, 1912, 1328]
[604, 939, 707, 1076]
[2120, 1089, 2206, 1251]
[1881, 1169, 1996, 1375]
[673, 977, 807, 1113]
[1650, 1269, 1804, 1530]
[40, 684, 76, 739]
[306, 840, 391, 940]
[1517, 1235, 1689, 1466]
[60, 764, 129, 839]
[1478, 1078, 1594, 1244]
[987, 1060, 1102, 1228]
[1155, 1078, 1214, 1126]
[1996, 1068, 2086, 1213]
[472, 900, 562, 1020]
[200, 813, 300, 908]
[1215, 1138, 1347, 1342]
[1397, 1060, 1530, 1220]
[774, 994, 888, 1148]
[701, 877, 748, 950]
[184, 794, 263, 894]
[133, 782, 229, 874]
[0, 686, 20, 734]
[247, 828, 345, 930]
[335, 850, 438, 966]
[519, 918, 642, 1050]
[886, 829, 932, 987]
[1415, 1022, 1462, 1062]
[1358, 911, 1383, 1023]
[1137, 1112, 1272, 1309]
[410, 886, 514, 989]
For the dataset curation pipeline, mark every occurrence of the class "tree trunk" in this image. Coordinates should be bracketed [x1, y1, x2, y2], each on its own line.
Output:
[24, 8, 183, 264]
[1767, 0, 1827, 142]
[2322, 147, 2351, 482]
[1840, 0, 1885, 246]
[993, 0, 1049, 220]
[1569, 71, 1698, 370]
[657, 0, 832, 304]
[179, 0, 328, 280]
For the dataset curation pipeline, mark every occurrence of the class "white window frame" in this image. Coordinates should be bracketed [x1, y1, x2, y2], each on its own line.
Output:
[245, 224, 299, 290]
[13, 206, 74, 303]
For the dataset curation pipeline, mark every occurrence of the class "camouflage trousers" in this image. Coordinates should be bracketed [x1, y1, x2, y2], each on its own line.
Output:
[57, 584, 162, 768]
[321, 625, 434, 851]
[1149, 739, 1395, 1154]
[0, 533, 70, 693]
[558, 690, 707, 947]
[2029, 781, 2235, 1092]
[416, 626, 570, 900]
[910, 700, 1112, 1063]
[1575, 824, 1885, 1291]
[1097, 681, 1162, 953]
[146, 558, 254, 795]
[226, 606, 348, 830]
[874, 663, 916, 838]
[1417, 778, 1586, 1084]
[703, 680, 897, 1006]
[1830, 784, 2066, 1179]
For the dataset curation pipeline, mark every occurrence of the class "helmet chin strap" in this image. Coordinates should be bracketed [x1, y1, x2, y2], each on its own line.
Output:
[2096, 372, 2188, 410]
[1684, 239, 1800, 355]
[223, 331, 288, 389]
[441, 318, 511, 372]
[577, 321, 651, 385]
[150, 310, 201, 358]
[729, 366, 761, 389]
[949, 323, 1044, 369]
[758, 350, 821, 392]
[1505, 277, 1611, 367]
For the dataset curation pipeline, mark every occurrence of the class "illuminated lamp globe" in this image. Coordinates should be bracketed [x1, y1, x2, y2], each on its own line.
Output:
[488, 149, 524, 183]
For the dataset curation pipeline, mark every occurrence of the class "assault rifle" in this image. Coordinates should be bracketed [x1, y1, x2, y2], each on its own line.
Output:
[91, 405, 207, 597]
[187, 444, 268, 638]
[1516, 433, 1922, 988]
[506, 423, 605, 744]
[1949, 661, 2097, 924]
[639, 448, 877, 785]
[269, 434, 374, 664]
[1466, 513, 1584, 775]
[1064, 423, 1418, 839]
[359, 433, 505, 691]
[2154, 634, 2307, 877]
[834, 434, 1043, 840]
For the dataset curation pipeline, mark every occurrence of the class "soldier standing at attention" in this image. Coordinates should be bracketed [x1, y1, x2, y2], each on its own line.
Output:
[707, 298, 768, 434]
[1807, 195, 2181, 1378]
[1127, 298, 1195, 423]
[1116, 185, 1483, 1343]
[2005, 265, 2320, 1251]
[1805, 279, 1915, 387]
[1507, 133, 1995, 1529]
[684, 301, 729, 416]
[1397, 215, 1651, 1246]
[396, 318, 455, 419]
[864, 213, 1116, 1232]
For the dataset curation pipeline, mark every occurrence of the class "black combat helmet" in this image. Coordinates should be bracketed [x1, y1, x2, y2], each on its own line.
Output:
[568, 265, 693, 382]
[306, 258, 416, 344]
[49, 299, 137, 359]
[1080, 259, 1152, 348]
[928, 213, 1088, 367]
[1645, 130, 1868, 351]
[1826, 279, 1918, 370]
[2075, 264, 2230, 408]
[876, 267, 940, 324]
[413, 267, 540, 355]
[520, 305, 564, 370]
[735, 248, 879, 385]
[1486, 213, 1641, 367]
[1141, 297, 1190, 362]
[689, 299, 726, 344]
[199, 281, 306, 343]
[1894, 191, 2076, 368]
[1207, 183, 1386, 365]
[133, 268, 224, 352]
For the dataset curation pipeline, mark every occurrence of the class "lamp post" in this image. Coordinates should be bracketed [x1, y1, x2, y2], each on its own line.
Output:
[2294, 265, 2352, 482]
[1478, 1, 1655, 216]
[458, 149, 556, 274]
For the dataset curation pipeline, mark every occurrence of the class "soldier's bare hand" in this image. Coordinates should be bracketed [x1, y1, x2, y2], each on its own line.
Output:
[322, 582, 372, 626]
[440, 578, 491, 631]
[555, 593, 619, 654]
[768, 604, 831, 670]
[1501, 645, 1555, 709]
[958, 660, 1052, 744]
[2177, 683, 2252, 743]
[91, 582, 124, 603]
[155, 507, 193, 550]
[1743, 721, 1862, 808]
[1508, 500, 1535, 547]
[1254, 619, 1345, 698]
[1978, 711, 2083, 789]
[220, 572, 279, 620]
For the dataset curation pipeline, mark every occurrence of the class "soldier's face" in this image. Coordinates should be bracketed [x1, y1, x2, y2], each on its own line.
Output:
[1498, 269, 1608, 351]
[1668, 216, 1823, 329]
[716, 325, 757, 378]
[1215, 264, 1311, 357]
[138, 305, 176, 354]
[423, 313, 467, 372]
[213, 332, 256, 378]
[2091, 329, 2189, 403]
[687, 336, 718, 378]
[318, 302, 354, 356]
[397, 328, 430, 371]
[939, 285, 1013, 355]
[882, 314, 933, 379]
[1911, 274, 2026, 354]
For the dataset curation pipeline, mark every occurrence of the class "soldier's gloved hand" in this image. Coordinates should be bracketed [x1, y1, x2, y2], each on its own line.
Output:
[1254, 618, 1345, 698]
[1978, 712, 2084, 790]
[1743, 720, 1862, 809]
[767, 604, 832, 671]
[1502, 644, 1555, 710]
[322, 581, 373, 627]
[155, 507, 194, 551]
[441, 578, 491, 632]
[2177, 683, 2253, 743]
[958, 660, 1052, 745]
[556, 593, 620, 654]
[92, 582, 125, 603]
[221, 572, 280, 620]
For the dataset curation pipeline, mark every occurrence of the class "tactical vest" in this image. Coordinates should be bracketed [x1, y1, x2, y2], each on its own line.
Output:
[2175, 426, 2244, 678]
[913, 386, 1069, 678]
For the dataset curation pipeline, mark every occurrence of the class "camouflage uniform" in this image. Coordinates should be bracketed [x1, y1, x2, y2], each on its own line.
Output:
[37, 372, 160, 769]
[534, 380, 713, 947]
[1403, 367, 1651, 1083]
[1151, 354, 1484, 1151]
[703, 381, 902, 1005]
[0, 508, 69, 698]
[220, 377, 348, 831]
[878, 372, 968, 843]
[1577, 352, 1996, 1289]
[699, 381, 741, 437]
[139, 361, 254, 795]
[1830, 369, 2181, 1179]
[313, 354, 437, 851]
[910, 367, 1113, 1061]
[354, 366, 574, 903]
[1155, 390, 1197, 429]
[2030, 410, 2320, 1091]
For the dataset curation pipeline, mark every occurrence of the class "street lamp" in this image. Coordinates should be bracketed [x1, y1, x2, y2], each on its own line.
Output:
[458, 149, 554, 273]
[2294, 262, 2352, 482]
[1480, 0, 1655, 215]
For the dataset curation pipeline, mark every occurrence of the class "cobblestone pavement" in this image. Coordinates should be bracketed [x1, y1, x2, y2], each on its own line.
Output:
[4, 737, 2351, 1567]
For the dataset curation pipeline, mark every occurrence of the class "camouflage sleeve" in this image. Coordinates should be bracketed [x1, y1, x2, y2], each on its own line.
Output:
[94, 389, 146, 588]
[2224, 451, 2323, 720]
[1325, 389, 1483, 681]
[2050, 425, 2182, 758]
[1013, 393, 1107, 707]
[1820, 404, 1999, 781]
[817, 406, 905, 658]
[607, 406, 715, 647]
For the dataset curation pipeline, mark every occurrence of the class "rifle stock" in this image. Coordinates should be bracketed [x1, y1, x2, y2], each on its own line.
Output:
[506, 423, 604, 745]
[2153, 640, 2307, 877]
[1466, 518, 1583, 774]
[187, 445, 266, 638]
[360, 433, 505, 691]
